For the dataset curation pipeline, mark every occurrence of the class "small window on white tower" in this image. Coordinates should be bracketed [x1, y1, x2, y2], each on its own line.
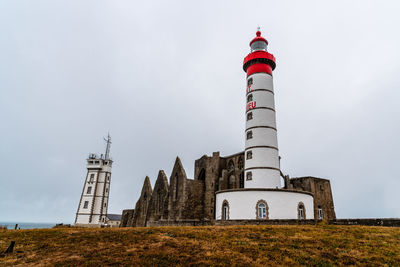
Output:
[89, 173, 95, 183]
[87, 186, 92, 194]
[83, 201, 89, 209]
[247, 94, 253, 103]
[247, 78, 253, 87]
[246, 150, 252, 159]
[247, 112, 253, 121]
[104, 203, 107, 208]
[318, 206, 323, 220]
[246, 131, 253, 140]
[106, 187, 108, 193]
[246, 172, 252, 181]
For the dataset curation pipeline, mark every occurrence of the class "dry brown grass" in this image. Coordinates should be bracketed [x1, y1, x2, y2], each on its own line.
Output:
[0, 224, 399, 266]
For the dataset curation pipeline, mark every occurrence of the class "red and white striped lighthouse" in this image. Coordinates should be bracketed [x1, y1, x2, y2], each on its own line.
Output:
[243, 30, 280, 189]
[215, 30, 315, 220]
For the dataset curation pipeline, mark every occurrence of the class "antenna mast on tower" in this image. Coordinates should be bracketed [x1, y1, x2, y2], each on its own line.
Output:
[104, 133, 112, 160]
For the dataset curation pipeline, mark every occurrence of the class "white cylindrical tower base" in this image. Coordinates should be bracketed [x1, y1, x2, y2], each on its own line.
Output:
[245, 72, 280, 188]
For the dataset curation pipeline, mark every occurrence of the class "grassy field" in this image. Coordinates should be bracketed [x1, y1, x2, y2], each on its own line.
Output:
[1, 224, 399, 266]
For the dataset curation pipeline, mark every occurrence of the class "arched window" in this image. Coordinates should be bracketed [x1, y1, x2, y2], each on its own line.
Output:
[198, 168, 206, 181]
[246, 171, 252, 181]
[174, 174, 179, 200]
[298, 202, 306, 220]
[227, 160, 234, 172]
[246, 131, 253, 140]
[246, 150, 252, 160]
[222, 200, 229, 220]
[256, 200, 269, 219]
[238, 157, 244, 170]
[317, 205, 323, 220]
[247, 94, 253, 103]
[247, 112, 253, 121]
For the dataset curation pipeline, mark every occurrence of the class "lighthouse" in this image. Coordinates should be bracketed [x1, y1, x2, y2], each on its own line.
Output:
[215, 30, 314, 220]
[243, 30, 280, 189]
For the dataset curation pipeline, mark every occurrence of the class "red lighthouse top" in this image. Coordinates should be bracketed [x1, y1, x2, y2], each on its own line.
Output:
[250, 30, 268, 46]
[243, 30, 276, 76]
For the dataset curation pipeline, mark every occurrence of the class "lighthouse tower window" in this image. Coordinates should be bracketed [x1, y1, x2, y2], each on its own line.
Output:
[247, 78, 253, 87]
[251, 41, 267, 52]
[247, 94, 253, 103]
[246, 172, 252, 181]
[246, 131, 253, 140]
[246, 150, 252, 160]
[247, 112, 253, 121]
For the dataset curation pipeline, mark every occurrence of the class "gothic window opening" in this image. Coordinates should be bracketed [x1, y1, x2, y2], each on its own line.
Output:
[238, 157, 244, 169]
[228, 160, 234, 172]
[158, 189, 163, 212]
[298, 202, 306, 220]
[256, 200, 268, 219]
[318, 206, 323, 220]
[247, 131, 253, 140]
[246, 172, 252, 181]
[198, 169, 206, 181]
[174, 174, 179, 201]
[222, 200, 229, 220]
[247, 94, 253, 103]
[247, 112, 253, 121]
[246, 150, 253, 160]
[240, 173, 244, 188]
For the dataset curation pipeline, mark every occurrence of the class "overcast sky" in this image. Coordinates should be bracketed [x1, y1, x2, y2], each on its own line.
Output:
[1, 0, 399, 223]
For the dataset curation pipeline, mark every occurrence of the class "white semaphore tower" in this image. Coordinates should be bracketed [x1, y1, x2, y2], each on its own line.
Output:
[75, 134, 113, 227]
[243, 29, 280, 189]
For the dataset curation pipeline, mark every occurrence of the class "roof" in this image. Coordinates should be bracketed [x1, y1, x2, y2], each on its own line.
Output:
[107, 214, 122, 221]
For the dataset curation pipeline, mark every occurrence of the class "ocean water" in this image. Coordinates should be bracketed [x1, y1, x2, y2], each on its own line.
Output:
[0, 222, 56, 230]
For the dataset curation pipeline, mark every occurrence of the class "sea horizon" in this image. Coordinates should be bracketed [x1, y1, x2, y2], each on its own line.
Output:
[0, 221, 60, 230]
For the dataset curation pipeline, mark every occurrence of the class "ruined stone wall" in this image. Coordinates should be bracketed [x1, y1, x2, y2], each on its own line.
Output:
[131, 176, 153, 227]
[167, 157, 188, 221]
[120, 209, 134, 227]
[120, 152, 336, 227]
[182, 179, 205, 220]
[290, 177, 336, 220]
[146, 171, 169, 224]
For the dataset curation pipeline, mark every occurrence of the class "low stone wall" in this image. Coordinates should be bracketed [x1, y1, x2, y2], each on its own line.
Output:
[147, 220, 213, 227]
[125, 218, 400, 227]
[214, 219, 318, 226]
[330, 218, 400, 227]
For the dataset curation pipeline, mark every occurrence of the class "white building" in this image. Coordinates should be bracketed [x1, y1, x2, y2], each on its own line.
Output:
[75, 135, 113, 227]
[215, 30, 314, 221]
